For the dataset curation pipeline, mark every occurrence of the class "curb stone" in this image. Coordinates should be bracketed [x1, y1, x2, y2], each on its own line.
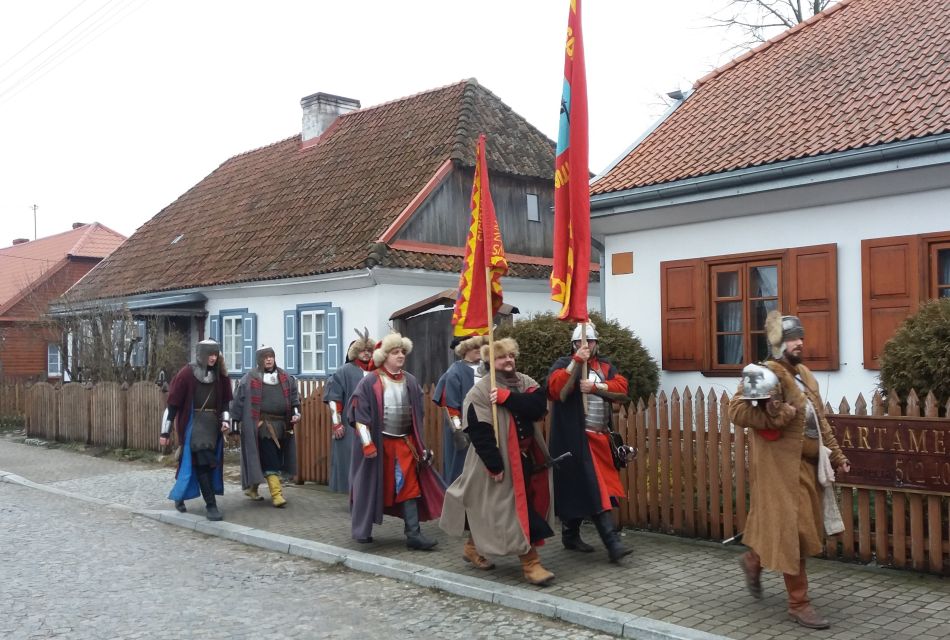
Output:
[4, 467, 730, 640]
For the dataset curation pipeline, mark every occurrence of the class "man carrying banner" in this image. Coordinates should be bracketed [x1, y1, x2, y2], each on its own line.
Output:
[323, 328, 376, 493]
[230, 346, 301, 507]
[547, 322, 632, 563]
[433, 335, 487, 484]
[440, 338, 556, 585]
[345, 333, 445, 549]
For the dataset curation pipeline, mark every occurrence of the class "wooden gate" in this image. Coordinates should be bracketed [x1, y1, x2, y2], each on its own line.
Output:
[26, 382, 58, 440]
[126, 381, 165, 451]
[59, 384, 90, 444]
[90, 382, 126, 449]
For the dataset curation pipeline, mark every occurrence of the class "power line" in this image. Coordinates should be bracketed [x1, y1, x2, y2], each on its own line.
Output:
[0, 0, 92, 72]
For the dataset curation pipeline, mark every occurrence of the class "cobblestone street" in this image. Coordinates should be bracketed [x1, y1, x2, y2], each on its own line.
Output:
[0, 481, 614, 640]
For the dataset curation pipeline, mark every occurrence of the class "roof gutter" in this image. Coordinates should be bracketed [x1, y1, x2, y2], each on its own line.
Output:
[590, 133, 950, 216]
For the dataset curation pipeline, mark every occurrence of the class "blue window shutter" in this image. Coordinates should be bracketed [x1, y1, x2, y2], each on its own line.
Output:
[209, 315, 221, 344]
[242, 312, 257, 372]
[132, 320, 147, 368]
[283, 310, 297, 374]
[326, 306, 342, 374]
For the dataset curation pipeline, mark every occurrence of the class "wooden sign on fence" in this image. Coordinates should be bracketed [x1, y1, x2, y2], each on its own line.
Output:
[828, 414, 950, 494]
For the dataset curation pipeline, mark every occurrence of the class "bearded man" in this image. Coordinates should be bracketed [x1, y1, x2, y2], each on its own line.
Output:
[547, 322, 632, 563]
[433, 335, 486, 483]
[160, 339, 233, 521]
[324, 329, 375, 493]
[231, 346, 301, 507]
[345, 333, 445, 549]
[729, 311, 851, 630]
[440, 338, 556, 586]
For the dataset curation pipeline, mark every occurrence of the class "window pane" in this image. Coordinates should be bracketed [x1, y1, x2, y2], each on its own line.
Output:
[753, 334, 770, 362]
[302, 313, 312, 333]
[302, 334, 312, 351]
[717, 335, 743, 364]
[750, 266, 778, 297]
[940, 289, 950, 298]
[303, 352, 314, 372]
[938, 249, 950, 286]
[751, 299, 778, 330]
[716, 271, 739, 297]
[316, 353, 325, 371]
[716, 301, 742, 332]
[315, 313, 325, 333]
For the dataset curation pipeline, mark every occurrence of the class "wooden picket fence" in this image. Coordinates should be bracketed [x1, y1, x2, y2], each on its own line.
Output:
[23, 377, 950, 575]
[0, 380, 28, 417]
[613, 387, 950, 576]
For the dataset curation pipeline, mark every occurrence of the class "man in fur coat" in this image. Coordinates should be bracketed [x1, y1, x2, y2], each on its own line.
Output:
[547, 323, 632, 563]
[160, 339, 233, 521]
[433, 335, 486, 483]
[345, 333, 445, 549]
[440, 338, 556, 585]
[231, 346, 301, 507]
[729, 311, 851, 630]
[323, 329, 375, 493]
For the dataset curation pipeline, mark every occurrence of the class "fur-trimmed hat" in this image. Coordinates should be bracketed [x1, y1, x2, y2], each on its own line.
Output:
[480, 337, 519, 362]
[765, 310, 805, 359]
[372, 332, 413, 367]
[454, 335, 487, 359]
[347, 327, 376, 361]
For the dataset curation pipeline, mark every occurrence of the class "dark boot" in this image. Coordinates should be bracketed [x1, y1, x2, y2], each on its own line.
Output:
[740, 550, 763, 599]
[197, 471, 223, 521]
[562, 518, 594, 552]
[593, 510, 631, 563]
[402, 499, 437, 550]
[174, 500, 186, 513]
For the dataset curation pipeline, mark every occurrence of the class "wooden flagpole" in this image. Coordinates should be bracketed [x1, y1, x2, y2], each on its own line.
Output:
[485, 266, 499, 441]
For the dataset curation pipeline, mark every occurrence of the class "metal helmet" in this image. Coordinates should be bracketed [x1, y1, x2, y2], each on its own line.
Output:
[739, 363, 779, 406]
[571, 322, 598, 342]
[196, 339, 221, 367]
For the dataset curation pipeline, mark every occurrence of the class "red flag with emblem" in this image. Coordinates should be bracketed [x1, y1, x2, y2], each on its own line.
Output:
[550, 0, 590, 322]
[452, 134, 508, 336]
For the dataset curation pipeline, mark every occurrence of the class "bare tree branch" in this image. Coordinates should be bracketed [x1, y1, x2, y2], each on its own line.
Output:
[709, 0, 838, 51]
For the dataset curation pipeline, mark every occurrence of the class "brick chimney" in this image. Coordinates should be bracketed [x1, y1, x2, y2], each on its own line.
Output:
[300, 92, 360, 143]
[12, 238, 29, 245]
[72, 222, 86, 229]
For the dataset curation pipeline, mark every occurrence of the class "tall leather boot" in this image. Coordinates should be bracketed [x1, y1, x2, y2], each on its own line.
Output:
[197, 470, 222, 521]
[462, 537, 495, 570]
[402, 499, 437, 550]
[265, 475, 287, 508]
[243, 484, 264, 501]
[784, 559, 829, 629]
[518, 547, 555, 586]
[561, 518, 594, 552]
[740, 550, 763, 599]
[593, 510, 631, 563]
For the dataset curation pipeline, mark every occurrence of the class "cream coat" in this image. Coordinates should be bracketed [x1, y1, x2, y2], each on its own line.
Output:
[729, 360, 848, 575]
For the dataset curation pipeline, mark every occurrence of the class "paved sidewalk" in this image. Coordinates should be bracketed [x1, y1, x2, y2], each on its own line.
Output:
[2, 438, 948, 640]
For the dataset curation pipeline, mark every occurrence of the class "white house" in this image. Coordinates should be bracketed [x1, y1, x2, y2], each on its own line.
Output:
[66, 81, 599, 383]
[589, 0, 950, 404]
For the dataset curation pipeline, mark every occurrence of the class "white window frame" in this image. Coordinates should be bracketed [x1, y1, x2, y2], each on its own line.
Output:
[526, 193, 540, 222]
[299, 309, 327, 375]
[47, 343, 62, 378]
[222, 315, 243, 371]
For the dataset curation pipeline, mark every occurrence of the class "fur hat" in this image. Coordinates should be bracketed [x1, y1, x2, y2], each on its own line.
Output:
[480, 337, 519, 362]
[454, 335, 487, 359]
[765, 311, 805, 359]
[372, 332, 413, 367]
[347, 327, 376, 361]
[195, 339, 220, 367]
[256, 345, 276, 370]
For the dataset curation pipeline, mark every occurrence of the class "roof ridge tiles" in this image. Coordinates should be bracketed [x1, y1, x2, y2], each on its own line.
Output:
[695, 0, 855, 89]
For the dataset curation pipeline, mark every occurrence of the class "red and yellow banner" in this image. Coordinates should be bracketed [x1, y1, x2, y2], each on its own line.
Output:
[550, 0, 591, 322]
[452, 134, 508, 336]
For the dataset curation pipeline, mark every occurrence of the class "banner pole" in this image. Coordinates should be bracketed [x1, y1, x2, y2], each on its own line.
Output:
[485, 266, 499, 442]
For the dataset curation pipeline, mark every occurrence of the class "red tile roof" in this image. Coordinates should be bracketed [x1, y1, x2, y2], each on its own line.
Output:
[0, 223, 125, 311]
[69, 80, 556, 301]
[592, 0, 950, 195]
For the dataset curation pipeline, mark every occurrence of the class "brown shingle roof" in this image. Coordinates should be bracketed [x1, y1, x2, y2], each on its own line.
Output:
[0, 223, 125, 311]
[592, 0, 950, 195]
[70, 80, 555, 301]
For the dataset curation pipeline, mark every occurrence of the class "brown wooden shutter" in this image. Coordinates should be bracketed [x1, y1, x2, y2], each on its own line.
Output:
[861, 235, 921, 370]
[786, 244, 838, 370]
[660, 258, 704, 371]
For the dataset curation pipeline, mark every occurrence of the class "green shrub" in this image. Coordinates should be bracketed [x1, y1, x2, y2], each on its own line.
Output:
[878, 297, 950, 413]
[495, 311, 659, 403]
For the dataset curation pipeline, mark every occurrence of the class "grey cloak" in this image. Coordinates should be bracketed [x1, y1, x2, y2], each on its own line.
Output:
[323, 361, 370, 492]
[432, 359, 478, 483]
[231, 368, 300, 491]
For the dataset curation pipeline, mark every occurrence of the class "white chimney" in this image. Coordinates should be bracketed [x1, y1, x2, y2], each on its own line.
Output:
[301, 92, 360, 142]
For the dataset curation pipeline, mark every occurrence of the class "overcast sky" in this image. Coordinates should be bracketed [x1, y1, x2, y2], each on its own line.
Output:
[0, 1, 739, 244]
